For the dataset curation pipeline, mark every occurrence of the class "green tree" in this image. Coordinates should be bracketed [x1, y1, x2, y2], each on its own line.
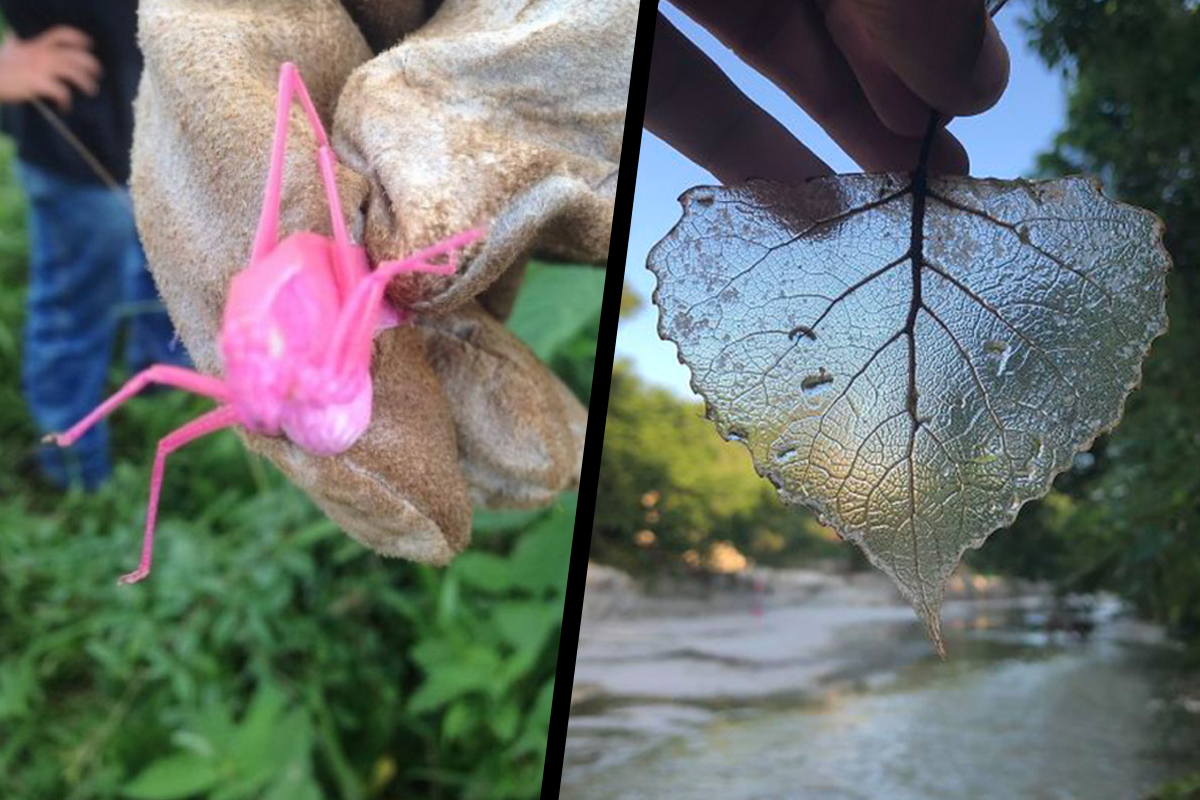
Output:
[595, 363, 840, 574]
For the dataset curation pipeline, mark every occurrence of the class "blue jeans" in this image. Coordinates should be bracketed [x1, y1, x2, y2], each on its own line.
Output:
[19, 160, 189, 490]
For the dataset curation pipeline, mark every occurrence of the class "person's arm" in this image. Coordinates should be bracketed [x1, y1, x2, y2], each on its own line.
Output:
[0, 25, 101, 111]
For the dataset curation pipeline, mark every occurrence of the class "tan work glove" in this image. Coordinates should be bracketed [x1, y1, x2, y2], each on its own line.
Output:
[334, 0, 628, 314]
[131, 0, 624, 563]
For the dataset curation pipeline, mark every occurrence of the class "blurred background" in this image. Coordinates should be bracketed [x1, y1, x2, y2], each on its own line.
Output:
[570, 1, 1200, 798]
[0, 37, 602, 800]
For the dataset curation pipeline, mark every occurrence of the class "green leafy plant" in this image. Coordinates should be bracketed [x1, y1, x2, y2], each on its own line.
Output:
[123, 684, 319, 800]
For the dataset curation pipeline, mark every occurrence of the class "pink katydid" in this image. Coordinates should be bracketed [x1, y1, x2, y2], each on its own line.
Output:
[45, 62, 485, 584]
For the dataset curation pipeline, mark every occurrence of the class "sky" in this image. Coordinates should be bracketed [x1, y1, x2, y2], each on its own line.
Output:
[619, 2, 1068, 398]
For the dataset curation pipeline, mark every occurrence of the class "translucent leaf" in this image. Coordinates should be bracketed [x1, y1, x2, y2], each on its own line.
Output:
[648, 174, 1169, 652]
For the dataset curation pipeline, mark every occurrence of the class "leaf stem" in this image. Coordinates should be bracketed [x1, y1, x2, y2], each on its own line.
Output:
[915, 110, 940, 179]
[906, 111, 937, 425]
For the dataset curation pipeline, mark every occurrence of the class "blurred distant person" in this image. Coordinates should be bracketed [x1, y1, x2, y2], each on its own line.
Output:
[0, 2, 186, 490]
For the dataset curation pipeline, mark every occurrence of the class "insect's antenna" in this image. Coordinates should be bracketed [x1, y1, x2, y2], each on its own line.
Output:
[292, 71, 358, 300]
[315, 144, 358, 302]
[251, 67, 297, 260]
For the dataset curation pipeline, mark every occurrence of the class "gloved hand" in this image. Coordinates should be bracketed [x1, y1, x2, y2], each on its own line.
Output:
[334, 0, 627, 314]
[130, 0, 624, 563]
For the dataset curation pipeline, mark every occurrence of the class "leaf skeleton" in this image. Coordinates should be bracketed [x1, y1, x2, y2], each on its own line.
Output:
[649, 109, 1169, 654]
[800, 367, 833, 391]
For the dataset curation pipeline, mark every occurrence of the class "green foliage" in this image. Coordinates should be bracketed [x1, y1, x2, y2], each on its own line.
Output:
[0, 141, 31, 492]
[509, 263, 605, 362]
[0, 137, 591, 799]
[1150, 771, 1200, 800]
[595, 362, 842, 575]
[1026, 0, 1200, 276]
[122, 684, 319, 800]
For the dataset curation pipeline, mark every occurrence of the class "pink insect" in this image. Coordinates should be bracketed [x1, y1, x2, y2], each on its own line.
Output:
[45, 62, 484, 585]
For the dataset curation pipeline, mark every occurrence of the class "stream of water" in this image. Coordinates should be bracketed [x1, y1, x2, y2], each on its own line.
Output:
[564, 602, 1199, 800]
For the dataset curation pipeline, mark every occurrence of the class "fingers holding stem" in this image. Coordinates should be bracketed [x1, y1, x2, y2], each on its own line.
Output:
[647, 0, 1010, 181]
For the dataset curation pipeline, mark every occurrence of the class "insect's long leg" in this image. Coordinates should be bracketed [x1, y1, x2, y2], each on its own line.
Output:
[47, 366, 230, 447]
[316, 142, 359, 302]
[119, 405, 240, 585]
[250, 62, 333, 262]
[251, 62, 358, 301]
[324, 228, 486, 379]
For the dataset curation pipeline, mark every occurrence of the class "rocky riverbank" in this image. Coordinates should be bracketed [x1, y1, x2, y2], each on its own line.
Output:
[565, 564, 1194, 800]
[573, 562, 1049, 712]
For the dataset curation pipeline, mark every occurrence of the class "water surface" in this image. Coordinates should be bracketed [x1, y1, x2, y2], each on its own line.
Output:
[564, 603, 1198, 800]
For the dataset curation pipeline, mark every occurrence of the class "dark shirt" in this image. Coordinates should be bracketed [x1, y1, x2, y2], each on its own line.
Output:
[0, 1, 141, 185]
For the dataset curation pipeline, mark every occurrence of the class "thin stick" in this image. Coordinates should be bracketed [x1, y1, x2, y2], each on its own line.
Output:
[30, 98, 129, 198]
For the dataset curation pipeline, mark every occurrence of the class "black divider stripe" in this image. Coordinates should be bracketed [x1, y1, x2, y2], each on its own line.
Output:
[539, 2, 655, 797]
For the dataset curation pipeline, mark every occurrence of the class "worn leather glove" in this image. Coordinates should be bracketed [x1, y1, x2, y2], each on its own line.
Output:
[131, 0, 627, 563]
[334, 0, 628, 314]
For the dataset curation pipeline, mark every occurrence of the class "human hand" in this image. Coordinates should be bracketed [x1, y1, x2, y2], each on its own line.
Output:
[646, 0, 1010, 183]
[0, 26, 102, 111]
